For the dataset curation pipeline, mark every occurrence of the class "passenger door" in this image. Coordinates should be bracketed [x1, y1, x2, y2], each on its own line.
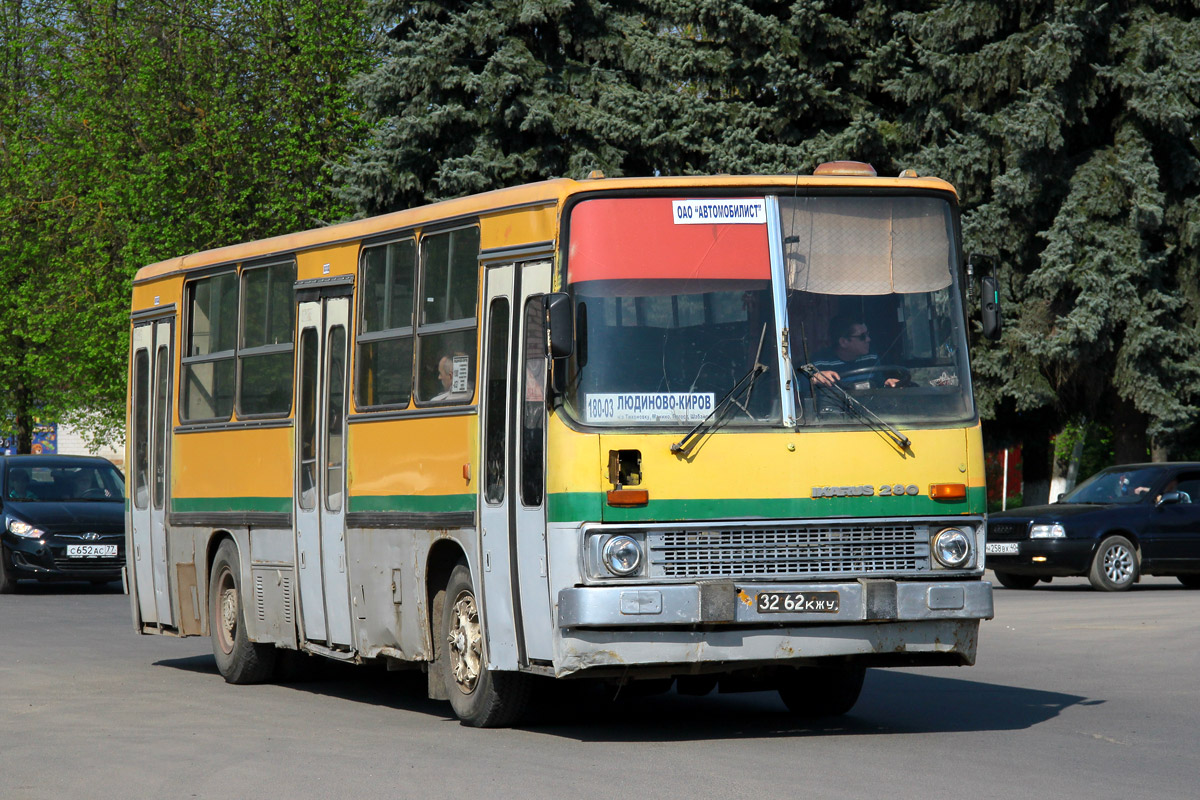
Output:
[129, 317, 174, 627]
[294, 291, 353, 649]
[477, 260, 553, 670]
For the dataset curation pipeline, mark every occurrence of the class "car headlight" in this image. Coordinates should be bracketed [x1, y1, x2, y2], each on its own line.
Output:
[932, 527, 972, 568]
[602, 535, 643, 576]
[1030, 523, 1066, 539]
[8, 519, 46, 539]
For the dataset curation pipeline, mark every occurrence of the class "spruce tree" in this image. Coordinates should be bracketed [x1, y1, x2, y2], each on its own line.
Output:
[891, 1, 1200, 472]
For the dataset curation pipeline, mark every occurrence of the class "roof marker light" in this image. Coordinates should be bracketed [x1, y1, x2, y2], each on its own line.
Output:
[814, 161, 877, 177]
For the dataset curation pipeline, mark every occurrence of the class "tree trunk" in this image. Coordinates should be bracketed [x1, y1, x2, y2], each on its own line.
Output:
[14, 383, 32, 455]
[1022, 433, 1052, 507]
[1110, 395, 1149, 465]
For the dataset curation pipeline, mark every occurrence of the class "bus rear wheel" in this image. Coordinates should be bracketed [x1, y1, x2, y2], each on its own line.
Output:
[778, 666, 866, 718]
[440, 563, 532, 727]
[209, 539, 275, 684]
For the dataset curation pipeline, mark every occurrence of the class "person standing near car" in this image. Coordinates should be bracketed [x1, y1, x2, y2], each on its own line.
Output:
[810, 314, 900, 388]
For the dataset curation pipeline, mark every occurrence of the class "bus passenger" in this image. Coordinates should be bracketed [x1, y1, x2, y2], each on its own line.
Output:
[432, 353, 472, 401]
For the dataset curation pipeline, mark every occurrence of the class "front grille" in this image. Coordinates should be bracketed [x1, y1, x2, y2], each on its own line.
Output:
[647, 524, 930, 579]
[987, 521, 1028, 542]
[52, 556, 123, 572]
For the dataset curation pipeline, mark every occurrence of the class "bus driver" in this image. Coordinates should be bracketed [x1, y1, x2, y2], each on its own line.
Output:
[811, 314, 901, 388]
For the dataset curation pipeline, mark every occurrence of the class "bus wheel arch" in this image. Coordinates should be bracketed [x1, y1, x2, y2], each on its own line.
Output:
[424, 539, 467, 701]
[208, 536, 275, 683]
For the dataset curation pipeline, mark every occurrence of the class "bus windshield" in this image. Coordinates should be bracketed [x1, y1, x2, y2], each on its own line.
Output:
[783, 195, 974, 427]
[562, 193, 974, 429]
[564, 197, 781, 427]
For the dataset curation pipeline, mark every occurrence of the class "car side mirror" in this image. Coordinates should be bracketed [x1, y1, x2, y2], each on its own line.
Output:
[1156, 490, 1183, 507]
[1055, 493, 1065, 503]
[545, 292, 573, 359]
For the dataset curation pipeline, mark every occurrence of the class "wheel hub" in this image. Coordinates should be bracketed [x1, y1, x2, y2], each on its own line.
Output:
[1104, 545, 1134, 584]
[446, 590, 481, 693]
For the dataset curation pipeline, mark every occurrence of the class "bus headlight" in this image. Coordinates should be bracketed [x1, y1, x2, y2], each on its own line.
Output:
[603, 535, 643, 576]
[932, 527, 971, 568]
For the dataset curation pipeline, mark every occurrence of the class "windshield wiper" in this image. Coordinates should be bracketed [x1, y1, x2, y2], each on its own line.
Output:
[795, 362, 911, 450]
[671, 325, 769, 456]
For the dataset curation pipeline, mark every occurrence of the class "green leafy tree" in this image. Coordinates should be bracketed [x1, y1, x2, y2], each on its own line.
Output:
[0, 0, 370, 451]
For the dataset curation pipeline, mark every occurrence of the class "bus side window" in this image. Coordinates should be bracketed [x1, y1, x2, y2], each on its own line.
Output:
[521, 297, 546, 507]
[416, 226, 480, 404]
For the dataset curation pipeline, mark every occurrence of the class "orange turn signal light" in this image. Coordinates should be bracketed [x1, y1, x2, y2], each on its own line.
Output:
[929, 483, 967, 500]
[607, 489, 649, 507]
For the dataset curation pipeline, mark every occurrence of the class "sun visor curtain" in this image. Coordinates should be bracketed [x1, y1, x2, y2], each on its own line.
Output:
[781, 196, 953, 295]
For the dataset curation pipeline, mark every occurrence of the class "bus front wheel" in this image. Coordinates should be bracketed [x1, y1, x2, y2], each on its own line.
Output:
[440, 562, 532, 727]
[778, 666, 866, 718]
[209, 539, 275, 684]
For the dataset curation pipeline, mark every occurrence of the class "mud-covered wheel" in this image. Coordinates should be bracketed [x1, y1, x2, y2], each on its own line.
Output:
[209, 539, 275, 684]
[1088, 535, 1138, 592]
[778, 666, 866, 718]
[440, 562, 532, 727]
[0, 545, 16, 594]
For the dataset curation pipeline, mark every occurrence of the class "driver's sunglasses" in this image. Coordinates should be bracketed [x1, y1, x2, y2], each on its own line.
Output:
[847, 331, 870, 340]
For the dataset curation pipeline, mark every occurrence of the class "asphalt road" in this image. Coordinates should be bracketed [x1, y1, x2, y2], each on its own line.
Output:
[1, 574, 1197, 800]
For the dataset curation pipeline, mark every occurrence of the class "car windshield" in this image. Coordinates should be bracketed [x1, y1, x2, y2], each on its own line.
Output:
[4, 463, 125, 503]
[1061, 467, 1164, 504]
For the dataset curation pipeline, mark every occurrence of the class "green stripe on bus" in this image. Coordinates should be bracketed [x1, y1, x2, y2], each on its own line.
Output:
[172, 496, 291, 514]
[349, 493, 476, 514]
[548, 486, 986, 523]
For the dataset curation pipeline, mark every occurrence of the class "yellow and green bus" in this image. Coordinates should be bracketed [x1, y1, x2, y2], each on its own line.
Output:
[127, 162, 995, 726]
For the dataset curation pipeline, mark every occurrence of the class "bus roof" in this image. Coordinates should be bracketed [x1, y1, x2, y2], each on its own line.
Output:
[132, 172, 958, 284]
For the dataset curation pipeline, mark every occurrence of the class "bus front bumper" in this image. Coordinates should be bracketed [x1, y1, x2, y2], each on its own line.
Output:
[552, 579, 993, 678]
[558, 578, 994, 628]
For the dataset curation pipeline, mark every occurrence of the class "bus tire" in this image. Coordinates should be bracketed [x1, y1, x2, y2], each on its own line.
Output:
[440, 562, 532, 727]
[209, 539, 275, 684]
[778, 666, 866, 718]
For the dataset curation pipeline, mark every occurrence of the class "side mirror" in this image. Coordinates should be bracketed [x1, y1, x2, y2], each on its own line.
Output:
[1056, 493, 1065, 503]
[1156, 490, 1183, 507]
[545, 292, 573, 359]
[968, 253, 1002, 340]
[981, 275, 1002, 340]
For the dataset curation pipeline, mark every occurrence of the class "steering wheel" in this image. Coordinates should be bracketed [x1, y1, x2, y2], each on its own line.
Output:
[80, 488, 108, 499]
[834, 364, 911, 389]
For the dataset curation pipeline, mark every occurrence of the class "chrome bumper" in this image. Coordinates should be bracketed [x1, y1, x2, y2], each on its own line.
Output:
[558, 578, 994, 628]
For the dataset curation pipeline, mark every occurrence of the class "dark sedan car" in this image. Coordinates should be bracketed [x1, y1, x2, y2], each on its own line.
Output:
[987, 463, 1200, 591]
[0, 455, 126, 592]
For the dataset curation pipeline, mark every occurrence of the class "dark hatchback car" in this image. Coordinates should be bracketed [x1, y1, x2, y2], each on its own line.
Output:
[0, 455, 126, 593]
[987, 463, 1200, 591]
